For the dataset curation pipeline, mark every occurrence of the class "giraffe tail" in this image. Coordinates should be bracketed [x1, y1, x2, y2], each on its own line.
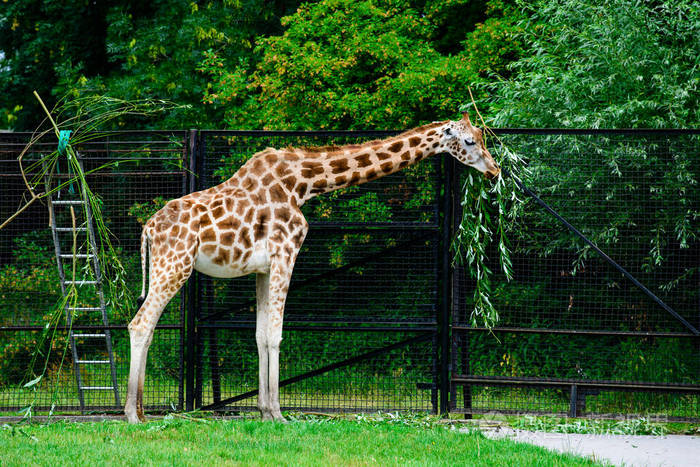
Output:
[137, 226, 149, 309]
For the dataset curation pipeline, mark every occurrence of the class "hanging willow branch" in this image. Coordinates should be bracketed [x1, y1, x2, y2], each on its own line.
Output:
[451, 95, 528, 328]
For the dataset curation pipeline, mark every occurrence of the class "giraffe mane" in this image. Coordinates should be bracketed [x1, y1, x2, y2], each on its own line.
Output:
[295, 121, 446, 154]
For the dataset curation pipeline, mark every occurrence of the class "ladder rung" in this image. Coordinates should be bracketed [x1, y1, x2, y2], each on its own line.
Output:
[80, 386, 115, 391]
[52, 200, 83, 205]
[76, 360, 110, 364]
[60, 254, 94, 259]
[55, 227, 88, 232]
[73, 333, 106, 338]
[64, 280, 98, 286]
[66, 306, 102, 311]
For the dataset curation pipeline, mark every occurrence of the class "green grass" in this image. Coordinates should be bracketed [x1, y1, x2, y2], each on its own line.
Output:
[0, 416, 605, 466]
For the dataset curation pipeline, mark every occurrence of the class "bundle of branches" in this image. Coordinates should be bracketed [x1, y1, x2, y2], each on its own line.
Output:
[0, 93, 182, 413]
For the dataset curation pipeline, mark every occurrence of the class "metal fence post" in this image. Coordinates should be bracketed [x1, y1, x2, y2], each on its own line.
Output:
[185, 129, 200, 411]
[439, 156, 455, 415]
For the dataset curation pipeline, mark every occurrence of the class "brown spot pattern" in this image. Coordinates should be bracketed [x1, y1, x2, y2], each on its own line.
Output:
[330, 159, 349, 174]
[295, 183, 307, 199]
[239, 227, 252, 249]
[274, 207, 291, 223]
[281, 176, 297, 191]
[201, 228, 216, 243]
[388, 141, 403, 152]
[269, 183, 287, 203]
[254, 207, 270, 240]
[348, 172, 361, 186]
[355, 153, 372, 168]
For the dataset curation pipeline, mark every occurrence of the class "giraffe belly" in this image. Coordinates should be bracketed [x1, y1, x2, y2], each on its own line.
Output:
[194, 245, 271, 278]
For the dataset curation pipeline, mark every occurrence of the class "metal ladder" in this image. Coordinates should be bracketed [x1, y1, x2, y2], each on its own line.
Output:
[45, 154, 121, 411]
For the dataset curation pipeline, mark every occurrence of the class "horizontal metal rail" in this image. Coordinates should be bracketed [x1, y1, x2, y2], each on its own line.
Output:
[454, 325, 699, 339]
[198, 323, 437, 333]
[0, 324, 182, 332]
[452, 375, 700, 394]
[308, 222, 438, 230]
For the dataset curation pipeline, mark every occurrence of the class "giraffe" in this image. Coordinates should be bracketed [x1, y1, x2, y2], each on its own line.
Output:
[124, 112, 499, 423]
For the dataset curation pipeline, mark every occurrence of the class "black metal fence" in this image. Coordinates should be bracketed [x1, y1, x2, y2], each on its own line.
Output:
[0, 129, 697, 420]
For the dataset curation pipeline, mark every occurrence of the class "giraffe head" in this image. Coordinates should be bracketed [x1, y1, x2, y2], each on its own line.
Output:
[440, 112, 500, 179]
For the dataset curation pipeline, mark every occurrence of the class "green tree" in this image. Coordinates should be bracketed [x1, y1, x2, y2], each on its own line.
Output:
[0, 0, 301, 130]
[0, 0, 110, 129]
[199, 0, 524, 130]
[487, 0, 700, 128]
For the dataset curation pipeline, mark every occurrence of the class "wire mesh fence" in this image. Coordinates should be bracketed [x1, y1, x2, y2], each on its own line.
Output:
[0, 129, 697, 420]
[451, 129, 700, 421]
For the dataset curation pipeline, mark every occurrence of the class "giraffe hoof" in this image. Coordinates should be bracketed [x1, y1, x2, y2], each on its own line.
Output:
[272, 412, 287, 423]
[125, 410, 141, 424]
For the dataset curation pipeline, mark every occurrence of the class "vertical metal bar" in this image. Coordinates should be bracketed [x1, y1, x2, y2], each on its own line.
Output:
[178, 131, 189, 410]
[439, 156, 455, 415]
[184, 129, 199, 411]
[206, 279, 221, 406]
[430, 333, 439, 414]
[569, 384, 578, 418]
[430, 162, 440, 415]
[195, 328, 204, 408]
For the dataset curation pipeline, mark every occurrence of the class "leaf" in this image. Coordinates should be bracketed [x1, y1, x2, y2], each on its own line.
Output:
[23, 375, 42, 388]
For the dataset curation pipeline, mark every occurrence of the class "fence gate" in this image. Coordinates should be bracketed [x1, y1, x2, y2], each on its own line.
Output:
[450, 129, 700, 421]
[183, 131, 449, 414]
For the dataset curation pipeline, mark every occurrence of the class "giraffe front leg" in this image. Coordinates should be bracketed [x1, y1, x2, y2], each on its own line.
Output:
[265, 257, 296, 423]
[255, 273, 272, 421]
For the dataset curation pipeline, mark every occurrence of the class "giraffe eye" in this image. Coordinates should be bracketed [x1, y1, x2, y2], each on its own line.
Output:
[464, 139, 476, 146]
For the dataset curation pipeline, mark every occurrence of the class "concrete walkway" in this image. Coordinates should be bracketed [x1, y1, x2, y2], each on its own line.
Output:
[478, 427, 700, 467]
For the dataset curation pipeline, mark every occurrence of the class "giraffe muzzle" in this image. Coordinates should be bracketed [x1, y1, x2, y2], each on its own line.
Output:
[484, 168, 501, 180]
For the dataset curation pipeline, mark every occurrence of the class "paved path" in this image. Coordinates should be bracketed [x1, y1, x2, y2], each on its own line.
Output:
[477, 427, 700, 467]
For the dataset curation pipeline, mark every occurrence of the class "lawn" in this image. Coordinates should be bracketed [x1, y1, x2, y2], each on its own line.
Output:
[0, 416, 605, 466]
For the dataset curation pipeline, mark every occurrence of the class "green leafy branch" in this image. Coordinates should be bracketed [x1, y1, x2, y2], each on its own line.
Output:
[451, 137, 528, 328]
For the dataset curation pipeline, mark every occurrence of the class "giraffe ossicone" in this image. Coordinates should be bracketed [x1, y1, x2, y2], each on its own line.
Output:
[124, 112, 500, 423]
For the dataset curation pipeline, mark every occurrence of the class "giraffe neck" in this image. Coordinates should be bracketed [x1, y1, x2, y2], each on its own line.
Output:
[285, 121, 447, 204]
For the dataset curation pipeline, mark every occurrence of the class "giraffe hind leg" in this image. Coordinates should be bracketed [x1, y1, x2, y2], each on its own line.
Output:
[125, 266, 191, 423]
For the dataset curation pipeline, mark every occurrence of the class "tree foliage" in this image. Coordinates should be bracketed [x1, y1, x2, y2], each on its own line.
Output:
[0, 0, 301, 129]
[199, 0, 523, 130]
[487, 0, 700, 128]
